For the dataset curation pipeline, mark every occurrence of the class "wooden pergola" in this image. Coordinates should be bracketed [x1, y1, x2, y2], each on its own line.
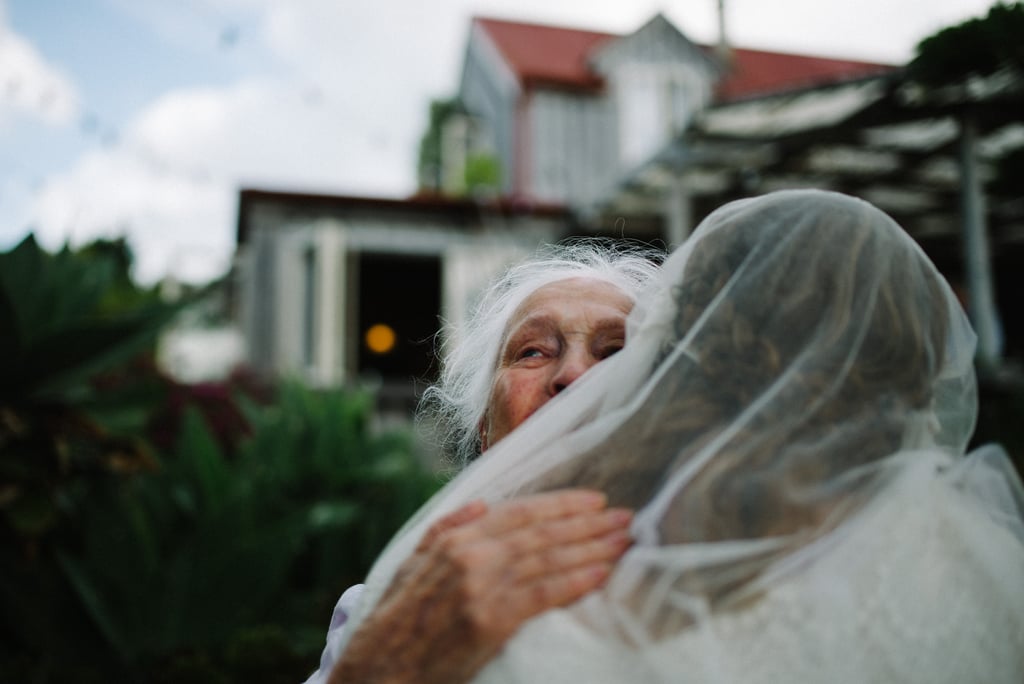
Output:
[594, 67, 1024, 365]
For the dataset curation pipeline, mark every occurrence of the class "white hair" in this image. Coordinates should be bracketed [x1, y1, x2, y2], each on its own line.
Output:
[419, 239, 664, 468]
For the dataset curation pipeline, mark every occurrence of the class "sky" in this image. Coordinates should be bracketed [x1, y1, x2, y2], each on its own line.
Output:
[0, 0, 1000, 285]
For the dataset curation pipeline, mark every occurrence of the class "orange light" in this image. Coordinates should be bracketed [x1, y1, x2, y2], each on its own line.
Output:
[365, 323, 397, 354]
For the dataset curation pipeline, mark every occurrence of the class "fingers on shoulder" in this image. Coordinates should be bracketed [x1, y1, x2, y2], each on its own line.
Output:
[501, 507, 633, 556]
[509, 528, 632, 582]
[483, 489, 609, 535]
[519, 562, 614, 617]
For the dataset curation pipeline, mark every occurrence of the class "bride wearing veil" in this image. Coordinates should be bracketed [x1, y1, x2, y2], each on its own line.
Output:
[337, 190, 1024, 682]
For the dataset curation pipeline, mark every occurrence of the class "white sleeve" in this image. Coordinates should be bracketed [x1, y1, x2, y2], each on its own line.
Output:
[302, 584, 366, 684]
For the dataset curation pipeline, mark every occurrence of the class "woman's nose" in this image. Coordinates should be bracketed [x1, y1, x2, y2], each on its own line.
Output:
[549, 345, 596, 394]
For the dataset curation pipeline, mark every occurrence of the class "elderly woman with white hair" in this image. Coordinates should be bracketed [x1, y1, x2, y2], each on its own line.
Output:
[304, 241, 664, 684]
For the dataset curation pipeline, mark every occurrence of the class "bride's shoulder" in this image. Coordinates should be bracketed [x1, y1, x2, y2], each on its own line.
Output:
[649, 457, 1024, 683]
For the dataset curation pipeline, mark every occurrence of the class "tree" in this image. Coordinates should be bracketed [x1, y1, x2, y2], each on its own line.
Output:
[908, 1, 1024, 85]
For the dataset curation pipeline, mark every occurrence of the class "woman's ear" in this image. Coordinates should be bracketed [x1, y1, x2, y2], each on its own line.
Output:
[478, 416, 489, 452]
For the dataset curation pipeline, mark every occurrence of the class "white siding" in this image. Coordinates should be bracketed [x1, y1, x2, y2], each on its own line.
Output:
[611, 62, 713, 169]
[443, 241, 534, 353]
[527, 90, 617, 207]
[273, 227, 315, 378]
[592, 14, 720, 172]
[235, 228, 268, 372]
[312, 224, 347, 385]
[459, 23, 521, 195]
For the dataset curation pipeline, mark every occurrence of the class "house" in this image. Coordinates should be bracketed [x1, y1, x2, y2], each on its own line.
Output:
[233, 12, 1023, 407]
[443, 14, 891, 209]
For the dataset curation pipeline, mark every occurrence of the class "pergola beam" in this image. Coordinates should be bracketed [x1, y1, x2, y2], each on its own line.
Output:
[959, 113, 1004, 368]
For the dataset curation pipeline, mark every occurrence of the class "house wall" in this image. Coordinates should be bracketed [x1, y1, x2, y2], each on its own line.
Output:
[238, 219, 349, 384]
[606, 61, 714, 170]
[234, 227, 263, 370]
[238, 211, 287, 374]
[312, 225, 347, 385]
[439, 114, 475, 195]
[457, 15, 720, 209]
[526, 90, 617, 207]
[592, 16, 719, 172]
[460, 23, 521, 196]
[443, 240, 534, 353]
[272, 227, 309, 377]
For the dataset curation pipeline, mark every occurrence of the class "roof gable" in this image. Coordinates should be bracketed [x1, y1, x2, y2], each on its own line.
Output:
[591, 13, 721, 75]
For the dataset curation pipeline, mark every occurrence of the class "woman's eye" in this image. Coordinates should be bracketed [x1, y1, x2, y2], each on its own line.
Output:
[518, 347, 544, 360]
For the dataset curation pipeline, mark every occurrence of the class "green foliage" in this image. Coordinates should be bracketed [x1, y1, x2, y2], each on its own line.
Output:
[0, 234, 183, 544]
[236, 384, 440, 585]
[416, 99, 504, 197]
[0, 235, 441, 682]
[464, 153, 502, 196]
[2, 382, 440, 683]
[417, 97, 462, 192]
[0, 234, 174, 401]
[908, 2, 1024, 85]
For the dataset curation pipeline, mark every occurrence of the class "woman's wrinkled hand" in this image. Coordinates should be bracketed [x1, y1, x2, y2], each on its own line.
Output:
[327, 489, 633, 684]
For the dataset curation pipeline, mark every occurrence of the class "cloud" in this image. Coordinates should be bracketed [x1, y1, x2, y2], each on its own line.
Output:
[132, 78, 414, 190]
[29, 147, 233, 284]
[28, 75, 420, 285]
[0, 7, 79, 128]
[21, 0, 475, 286]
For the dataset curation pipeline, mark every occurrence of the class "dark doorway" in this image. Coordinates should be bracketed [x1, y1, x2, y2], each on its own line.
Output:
[356, 252, 442, 383]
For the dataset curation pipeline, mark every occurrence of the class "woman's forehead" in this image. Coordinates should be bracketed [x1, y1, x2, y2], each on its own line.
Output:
[511, 277, 633, 323]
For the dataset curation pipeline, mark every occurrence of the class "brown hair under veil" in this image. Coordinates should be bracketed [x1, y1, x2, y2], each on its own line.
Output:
[564, 190, 952, 534]
[530, 190, 960, 627]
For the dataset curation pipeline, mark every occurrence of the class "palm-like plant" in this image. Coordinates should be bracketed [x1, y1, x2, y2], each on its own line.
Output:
[0, 235, 441, 683]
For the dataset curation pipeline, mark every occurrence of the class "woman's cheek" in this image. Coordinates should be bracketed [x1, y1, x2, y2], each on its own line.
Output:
[488, 369, 548, 443]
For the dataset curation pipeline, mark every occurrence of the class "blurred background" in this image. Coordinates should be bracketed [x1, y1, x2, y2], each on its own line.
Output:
[2, 1, 1022, 682]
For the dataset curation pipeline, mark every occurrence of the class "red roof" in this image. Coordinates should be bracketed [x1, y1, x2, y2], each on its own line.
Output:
[718, 47, 893, 101]
[475, 17, 615, 91]
[474, 16, 894, 100]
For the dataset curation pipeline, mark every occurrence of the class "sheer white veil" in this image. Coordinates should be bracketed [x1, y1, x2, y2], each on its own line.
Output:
[341, 189, 1024, 678]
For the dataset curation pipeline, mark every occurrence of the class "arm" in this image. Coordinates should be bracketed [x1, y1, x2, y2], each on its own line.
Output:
[327, 489, 633, 684]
